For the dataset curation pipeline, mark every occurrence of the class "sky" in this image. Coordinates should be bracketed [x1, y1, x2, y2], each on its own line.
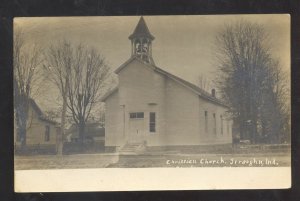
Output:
[14, 15, 290, 112]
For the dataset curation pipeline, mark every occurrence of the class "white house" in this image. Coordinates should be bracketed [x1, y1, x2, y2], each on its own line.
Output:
[102, 17, 232, 150]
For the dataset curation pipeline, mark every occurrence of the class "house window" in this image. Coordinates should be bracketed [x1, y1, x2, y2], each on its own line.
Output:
[45, 125, 50, 142]
[227, 121, 229, 135]
[220, 115, 223, 135]
[204, 111, 208, 133]
[213, 113, 216, 135]
[149, 112, 156, 133]
[129, 112, 144, 119]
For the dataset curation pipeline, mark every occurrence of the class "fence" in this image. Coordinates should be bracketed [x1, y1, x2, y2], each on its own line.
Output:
[15, 143, 57, 155]
[235, 143, 291, 153]
[63, 140, 105, 155]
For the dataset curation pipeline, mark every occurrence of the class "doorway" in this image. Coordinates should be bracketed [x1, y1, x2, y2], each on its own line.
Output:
[129, 112, 145, 143]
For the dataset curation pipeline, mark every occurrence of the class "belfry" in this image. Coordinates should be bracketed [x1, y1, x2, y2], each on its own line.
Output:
[129, 16, 155, 65]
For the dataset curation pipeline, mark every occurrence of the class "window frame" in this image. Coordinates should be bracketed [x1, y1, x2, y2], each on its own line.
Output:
[204, 111, 208, 133]
[220, 115, 223, 135]
[213, 113, 216, 135]
[227, 120, 229, 135]
[149, 112, 156, 133]
[45, 125, 50, 142]
[129, 112, 144, 119]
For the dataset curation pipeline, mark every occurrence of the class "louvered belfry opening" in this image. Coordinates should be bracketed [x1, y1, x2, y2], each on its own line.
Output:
[129, 16, 155, 65]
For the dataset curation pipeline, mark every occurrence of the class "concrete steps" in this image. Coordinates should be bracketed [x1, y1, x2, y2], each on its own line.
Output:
[119, 143, 146, 155]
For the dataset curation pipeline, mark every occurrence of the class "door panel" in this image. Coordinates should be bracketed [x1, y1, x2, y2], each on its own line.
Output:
[129, 119, 144, 143]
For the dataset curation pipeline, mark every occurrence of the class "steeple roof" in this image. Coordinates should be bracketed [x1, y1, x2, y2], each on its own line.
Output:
[129, 16, 155, 40]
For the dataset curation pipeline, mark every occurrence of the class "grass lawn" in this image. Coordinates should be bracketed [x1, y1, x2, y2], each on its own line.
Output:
[14, 153, 119, 170]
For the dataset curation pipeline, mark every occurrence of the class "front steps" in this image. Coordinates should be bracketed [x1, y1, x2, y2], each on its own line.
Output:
[119, 143, 146, 155]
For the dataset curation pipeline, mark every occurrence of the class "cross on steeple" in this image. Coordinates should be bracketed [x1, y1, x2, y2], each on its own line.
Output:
[129, 16, 155, 64]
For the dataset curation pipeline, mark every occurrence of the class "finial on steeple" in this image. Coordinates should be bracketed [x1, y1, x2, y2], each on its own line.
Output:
[129, 16, 155, 64]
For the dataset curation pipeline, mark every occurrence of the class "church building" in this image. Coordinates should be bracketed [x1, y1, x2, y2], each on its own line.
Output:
[102, 17, 232, 150]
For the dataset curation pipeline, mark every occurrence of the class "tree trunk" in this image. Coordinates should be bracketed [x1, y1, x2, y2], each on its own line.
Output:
[15, 99, 29, 150]
[57, 96, 67, 155]
[78, 120, 86, 143]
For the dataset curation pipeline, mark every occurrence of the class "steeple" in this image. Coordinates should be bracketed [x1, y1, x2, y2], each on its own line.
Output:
[129, 16, 155, 64]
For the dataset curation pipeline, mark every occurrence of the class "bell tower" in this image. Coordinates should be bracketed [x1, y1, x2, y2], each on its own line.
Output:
[129, 16, 155, 65]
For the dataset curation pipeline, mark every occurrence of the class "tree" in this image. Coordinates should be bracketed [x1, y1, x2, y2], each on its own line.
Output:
[258, 60, 290, 143]
[44, 40, 109, 145]
[14, 28, 42, 148]
[214, 20, 289, 144]
[43, 41, 71, 154]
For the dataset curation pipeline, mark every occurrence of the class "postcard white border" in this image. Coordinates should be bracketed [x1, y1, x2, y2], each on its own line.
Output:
[15, 167, 291, 192]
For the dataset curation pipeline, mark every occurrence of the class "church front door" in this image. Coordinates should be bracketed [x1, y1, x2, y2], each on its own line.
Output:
[129, 117, 145, 143]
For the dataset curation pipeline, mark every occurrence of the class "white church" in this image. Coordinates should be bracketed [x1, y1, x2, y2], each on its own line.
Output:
[102, 17, 233, 150]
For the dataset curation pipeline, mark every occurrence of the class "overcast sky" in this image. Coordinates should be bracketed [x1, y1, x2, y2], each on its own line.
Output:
[14, 15, 290, 112]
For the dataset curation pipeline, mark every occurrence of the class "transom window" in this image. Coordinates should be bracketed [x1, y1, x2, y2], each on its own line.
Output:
[129, 112, 144, 119]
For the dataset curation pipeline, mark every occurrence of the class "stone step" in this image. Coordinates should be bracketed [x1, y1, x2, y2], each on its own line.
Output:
[123, 147, 139, 149]
[122, 147, 138, 150]
[122, 149, 137, 151]
[119, 143, 145, 153]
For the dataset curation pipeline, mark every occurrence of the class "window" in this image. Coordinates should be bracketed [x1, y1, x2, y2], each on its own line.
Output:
[213, 113, 216, 135]
[149, 112, 156, 133]
[220, 115, 223, 135]
[204, 111, 208, 133]
[129, 112, 144, 119]
[45, 125, 50, 141]
[227, 121, 229, 135]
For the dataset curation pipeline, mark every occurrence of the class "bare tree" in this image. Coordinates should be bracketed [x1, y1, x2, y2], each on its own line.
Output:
[14, 28, 42, 148]
[214, 20, 289, 144]
[43, 41, 73, 154]
[44, 40, 109, 145]
[66, 45, 109, 142]
[258, 60, 290, 143]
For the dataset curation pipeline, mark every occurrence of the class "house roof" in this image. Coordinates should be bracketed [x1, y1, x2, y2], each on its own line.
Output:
[128, 17, 155, 40]
[29, 98, 57, 125]
[29, 98, 43, 116]
[100, 86, 118, 102]
[104, 57, 228, 108]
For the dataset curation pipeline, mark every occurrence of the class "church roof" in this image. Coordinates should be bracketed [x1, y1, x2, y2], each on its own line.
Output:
[129, 17, 155, 40]
[104, 57, 228, 108]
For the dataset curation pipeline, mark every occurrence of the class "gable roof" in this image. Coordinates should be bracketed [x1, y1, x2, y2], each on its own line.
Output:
[29, 98, 43, 116]
[106, 57, 228, 108]
[100, 86, 118, 102]
[29, 98, 57, 125]
[128, 16, 155, 40]
[154, 67, 228, 107]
